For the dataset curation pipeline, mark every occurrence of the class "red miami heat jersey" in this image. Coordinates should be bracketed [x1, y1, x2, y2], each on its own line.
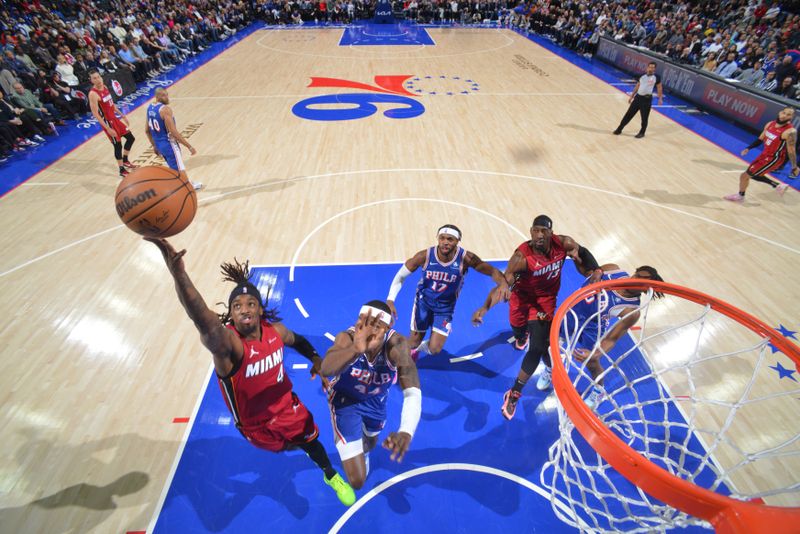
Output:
[761, 120, 793, 158]
[512, 235, 567, 299]
[90, 86, 120, 124]
[217, 321, 292, 428]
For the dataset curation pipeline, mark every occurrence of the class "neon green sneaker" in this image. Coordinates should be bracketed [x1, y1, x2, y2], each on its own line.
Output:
[325, 472, 356, 506]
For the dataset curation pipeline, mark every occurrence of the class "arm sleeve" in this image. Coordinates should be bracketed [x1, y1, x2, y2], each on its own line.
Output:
[387, 264, 413, 301]
[289, 333, 320, 361]
[577, 246, 600, 272]
[398, 387, 422, 437]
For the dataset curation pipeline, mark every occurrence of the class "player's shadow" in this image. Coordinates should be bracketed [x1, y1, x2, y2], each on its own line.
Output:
[198, 175, 302, 205]
[628, 189, 728, 209]
[691, 158, 742, 172]
[0, 431, 167, 534]
[159, 435, 313, 531]
[509, 145, 540, 163]
[186, 153, 239, 170]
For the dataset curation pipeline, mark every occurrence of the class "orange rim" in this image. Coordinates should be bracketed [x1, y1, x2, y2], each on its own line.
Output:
[549, 279, 800, 534]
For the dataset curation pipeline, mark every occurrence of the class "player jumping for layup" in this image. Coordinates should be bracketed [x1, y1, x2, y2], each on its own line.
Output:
[145, 88, 203, 191]
[724, 107, 798, 202]
[472, 215, 601, 420]
[322, 301, 422, 490]
[88, 70, 136, 178]
[147, 238, 355, 506]
[386, 224, 509, 359]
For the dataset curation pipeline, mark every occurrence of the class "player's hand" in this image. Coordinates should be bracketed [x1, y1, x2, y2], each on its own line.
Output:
[188, 145, 197, 156]
[628, 95, 634, 103]
[496, 280, 510, 302]
[382, 431, 412, 462]
[740, 148, 749, 156]
[121, 116, 130, 127]
[353, 311, 382, 353]
[310, 356, 331, 390]
[145, 237, 186, 276]
[589, 268, 603, 284]
[574, 348, 591, 362]
[107, 128, 118, 139]
[471, 306, 488, 326]
[658, 97, 663, 106]
[792, 166, 799, 177]
[386, 300, 398, 321]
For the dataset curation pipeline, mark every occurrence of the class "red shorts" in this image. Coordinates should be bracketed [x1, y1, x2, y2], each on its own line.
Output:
[239, 391, 319, 452]
[747, 151, 787, 177]
[102, 118, 130, 142]
[508, 290, 556, 327]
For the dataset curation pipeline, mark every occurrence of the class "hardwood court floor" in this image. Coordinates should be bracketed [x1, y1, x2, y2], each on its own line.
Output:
[0, 26, 798, 533]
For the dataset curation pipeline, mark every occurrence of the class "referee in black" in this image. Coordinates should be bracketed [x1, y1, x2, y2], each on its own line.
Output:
[613, 61, 663, 138]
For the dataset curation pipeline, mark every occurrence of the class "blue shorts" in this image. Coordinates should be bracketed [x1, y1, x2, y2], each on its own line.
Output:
[411, 296, 453, 336]
[328, 390, 387, 460]
[154, 139, 185, 171]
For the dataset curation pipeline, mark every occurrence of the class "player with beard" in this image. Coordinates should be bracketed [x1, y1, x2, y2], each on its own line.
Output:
[146, 238, 355, 506]
[724, 107, 798, 202]
[386, 224, 508, 360]
[471, 215, 601, 420]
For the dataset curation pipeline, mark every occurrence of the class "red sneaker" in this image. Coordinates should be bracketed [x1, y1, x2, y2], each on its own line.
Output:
[501, 389, 522, 420]
[123, 161, 138, 169]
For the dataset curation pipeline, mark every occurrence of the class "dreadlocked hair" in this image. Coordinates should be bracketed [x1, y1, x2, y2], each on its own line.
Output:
[216, 258, 281, 324]
[635, 265, 665, 299]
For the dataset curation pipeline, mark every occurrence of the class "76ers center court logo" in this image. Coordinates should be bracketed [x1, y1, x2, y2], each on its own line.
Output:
[292, 75, 480, 121]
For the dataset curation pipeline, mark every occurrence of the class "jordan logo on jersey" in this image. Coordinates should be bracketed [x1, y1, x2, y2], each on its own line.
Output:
[245, 347, 284, 378]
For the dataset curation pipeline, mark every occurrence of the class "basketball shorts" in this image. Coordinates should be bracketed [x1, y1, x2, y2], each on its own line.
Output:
[328, 390, 387, 460]
[154, 139, 185, 171]
[509, 290, 556, 328]
[411, 296, 454, 336]
[238, 391, 319, 452]
[747, 151, 787, 177]
[103, 118, 130, 142]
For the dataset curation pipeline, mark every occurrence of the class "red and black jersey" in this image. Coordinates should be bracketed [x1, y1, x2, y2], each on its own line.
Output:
[761, 120, 793, 159]
[511, 236, 567, 315]
[217, 321, 292, 429]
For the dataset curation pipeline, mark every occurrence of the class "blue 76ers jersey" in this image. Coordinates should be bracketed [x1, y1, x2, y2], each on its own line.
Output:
[415, 246, 466, 312]
[146, 102, 171, 143]
[570, 269, 640, 342]
[331, 327, 398, 402]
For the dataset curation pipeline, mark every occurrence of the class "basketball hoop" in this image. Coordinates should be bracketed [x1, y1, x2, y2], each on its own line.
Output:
[541, 279, 800, 533]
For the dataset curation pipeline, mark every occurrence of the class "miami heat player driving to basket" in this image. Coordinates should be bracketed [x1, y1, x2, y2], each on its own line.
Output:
[472, 215, 602, 420]
[88, 70, 137, 178]
[724, 107, 798, 202]
[146, 237, 356, 506]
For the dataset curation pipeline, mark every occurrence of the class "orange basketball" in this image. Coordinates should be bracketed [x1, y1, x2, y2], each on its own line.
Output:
[114, 166, 197, 238]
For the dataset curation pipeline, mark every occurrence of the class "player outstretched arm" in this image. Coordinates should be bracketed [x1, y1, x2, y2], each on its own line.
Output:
[383, 333, 421, 463]
[146, 238, 240, 375]
[471, 250, 526, 326]
[272, 322, 329, 388]
[144, 121, 159, 156]
[464, 251, 510, 301]
[575, 308, 640, 367]
[161, 105, 196, 154]
[559, 235, 603, 283]
[740, 126, 768, 157]
[386, 250, 426, 318]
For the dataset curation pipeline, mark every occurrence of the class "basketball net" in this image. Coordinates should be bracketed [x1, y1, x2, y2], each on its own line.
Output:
[540, 279, 800, 533]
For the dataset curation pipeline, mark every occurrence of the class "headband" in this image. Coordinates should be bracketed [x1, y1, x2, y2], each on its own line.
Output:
[228, 282, 263, 309]
[438, 227, 461, 240]
[359, 305, 392, 326]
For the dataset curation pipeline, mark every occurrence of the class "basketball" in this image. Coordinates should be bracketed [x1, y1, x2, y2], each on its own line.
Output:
[114, 166, 197, 238]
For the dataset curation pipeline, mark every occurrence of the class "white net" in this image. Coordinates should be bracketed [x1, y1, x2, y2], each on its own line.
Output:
[540, 281, 800, 533]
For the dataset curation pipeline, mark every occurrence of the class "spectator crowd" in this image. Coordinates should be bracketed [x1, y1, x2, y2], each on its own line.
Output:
[1, 0, 798, 164]
[0, 0, 252, 163]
